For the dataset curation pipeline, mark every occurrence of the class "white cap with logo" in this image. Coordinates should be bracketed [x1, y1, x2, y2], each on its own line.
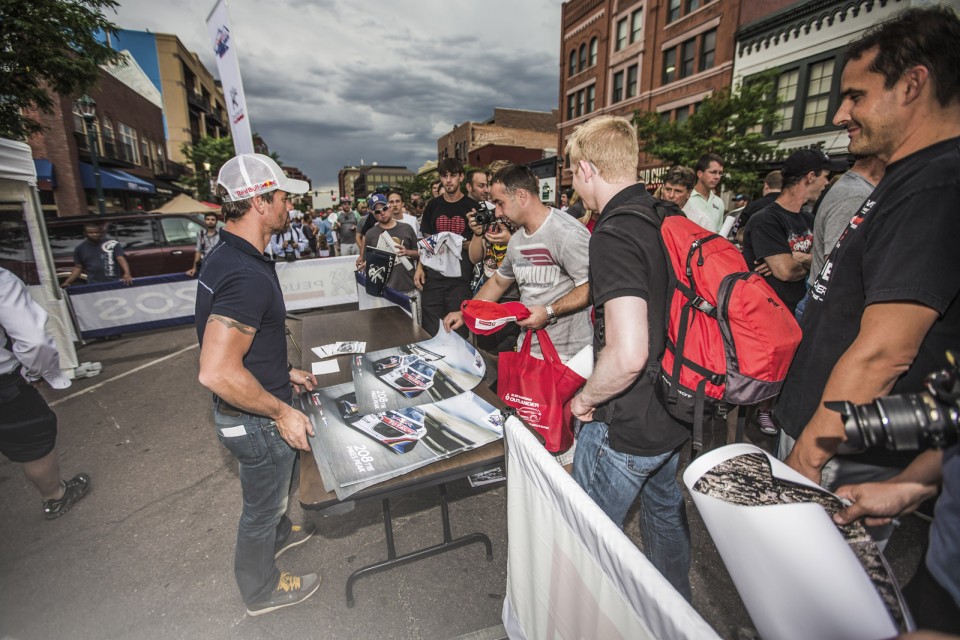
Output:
[217, 153, 309, 202]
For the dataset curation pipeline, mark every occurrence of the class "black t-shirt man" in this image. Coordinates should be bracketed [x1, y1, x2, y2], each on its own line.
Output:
[775, 137, 960, 468]
[419, 195, 478, 284]
[195, 229, 291, 403]
[741, 203, 814, 313]
[73, 237, 126, 283]
[590, 184, 690, 456]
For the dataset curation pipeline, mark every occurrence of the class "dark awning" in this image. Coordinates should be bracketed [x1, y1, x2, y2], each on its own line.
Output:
[138, 176, 188, 197]
[34, 159, 56, 188]
[79, 163, 155, 194]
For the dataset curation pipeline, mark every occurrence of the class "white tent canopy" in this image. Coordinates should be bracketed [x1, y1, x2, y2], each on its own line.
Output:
[0, 138, 80, 375]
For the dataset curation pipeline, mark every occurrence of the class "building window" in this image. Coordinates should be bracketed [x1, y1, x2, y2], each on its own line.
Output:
[680, 39, 696, 78]
[118, 122, 139, 164]
[613, 70, 624, 103]
[631, 9, 643, 43]
[589, 37, 598, 66]
[773, 69, 800, 133]
[676, 106, 691, 123]
[140, 138, 151, 169]
[685, 0, 701, 12]
[102, 118, 116, 158]
[567, 93, 576, 119]
[662, 48, 677, 85]
[660, 111, 672, 124]
[586, 85, 596, 113]
[666, 0, 681, 23]
[615, 18, 628, 51]
[803, 59, 835, 129]
[700, 29, 716, 71]
[579, 43, 587, 72]
[576, 89, 585, 117]
[569, 50, 576, 77]
[627, 65, 638, 98]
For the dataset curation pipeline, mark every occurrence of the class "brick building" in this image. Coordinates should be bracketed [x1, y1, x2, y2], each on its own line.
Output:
[558, 0, 743, 188]
[109, 30, 228, 177]
[438, 108, 558, 166]
[733, 0, 911, 166]
[27, 55, 171, 216]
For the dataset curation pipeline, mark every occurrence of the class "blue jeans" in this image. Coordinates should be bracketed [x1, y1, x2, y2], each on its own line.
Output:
[214, 400, 297, 604]
[573, 421, 692, 601]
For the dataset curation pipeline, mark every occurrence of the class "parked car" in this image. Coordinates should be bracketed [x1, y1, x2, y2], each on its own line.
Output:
[0, 212, 208, 285]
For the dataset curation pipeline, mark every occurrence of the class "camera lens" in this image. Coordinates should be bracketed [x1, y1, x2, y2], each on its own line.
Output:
[830, 393, 957, 452]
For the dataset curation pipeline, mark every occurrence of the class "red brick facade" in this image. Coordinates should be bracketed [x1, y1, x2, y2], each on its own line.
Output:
[558, 0, 743, 188]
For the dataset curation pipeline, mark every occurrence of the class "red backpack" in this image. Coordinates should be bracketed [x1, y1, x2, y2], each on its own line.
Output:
[610, 201, 802, 453]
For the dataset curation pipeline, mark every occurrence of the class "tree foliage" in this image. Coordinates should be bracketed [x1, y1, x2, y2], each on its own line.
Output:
[0, 0, 124, 139]
[397, 172, 437, 202]
[180, 136, 236, 201]
[634, 72, 784, 194]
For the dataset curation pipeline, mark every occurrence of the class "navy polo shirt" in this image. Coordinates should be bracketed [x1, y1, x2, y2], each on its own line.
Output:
[195, 228, 291, 403]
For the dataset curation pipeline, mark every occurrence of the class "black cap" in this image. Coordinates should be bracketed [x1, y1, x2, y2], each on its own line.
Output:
[782, 149, 847, 180]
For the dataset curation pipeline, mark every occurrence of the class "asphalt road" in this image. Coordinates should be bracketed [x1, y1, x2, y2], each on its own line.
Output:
[0, 315, 929, 639]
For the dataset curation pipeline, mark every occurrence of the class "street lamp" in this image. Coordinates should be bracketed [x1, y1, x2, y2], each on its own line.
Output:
[202, 161, 215, 199]
[75, 95, 106, 216]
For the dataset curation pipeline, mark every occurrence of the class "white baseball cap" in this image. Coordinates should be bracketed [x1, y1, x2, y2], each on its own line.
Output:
[217, 153, 309, 202]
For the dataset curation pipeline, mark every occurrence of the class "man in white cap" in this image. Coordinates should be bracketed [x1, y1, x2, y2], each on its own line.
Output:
[195, 153, 321, 616]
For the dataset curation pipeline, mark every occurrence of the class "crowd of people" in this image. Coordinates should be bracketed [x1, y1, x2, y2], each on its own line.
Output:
[2, 5, 956, 634]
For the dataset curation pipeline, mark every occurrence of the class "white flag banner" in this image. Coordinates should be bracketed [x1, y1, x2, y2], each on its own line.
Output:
[206, 0, 254, 155]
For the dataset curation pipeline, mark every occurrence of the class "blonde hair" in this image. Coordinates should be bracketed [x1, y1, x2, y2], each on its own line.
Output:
[565, 115, 639, 183]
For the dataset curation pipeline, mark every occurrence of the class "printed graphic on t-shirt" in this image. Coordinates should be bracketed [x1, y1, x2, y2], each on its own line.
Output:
[812, 197, 877, 302]
[434, 215, 466, 235]
[788, 231, 813, 254]
[512, 245, 560, 290]
[101, 240, 119, 277]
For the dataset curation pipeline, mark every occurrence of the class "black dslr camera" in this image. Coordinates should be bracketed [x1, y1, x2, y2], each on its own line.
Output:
[473, 202, 497, 232]
[826, 350, 960, 452]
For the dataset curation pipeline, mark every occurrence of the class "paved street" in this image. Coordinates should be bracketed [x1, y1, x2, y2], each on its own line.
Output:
[0, 313, 929, 639]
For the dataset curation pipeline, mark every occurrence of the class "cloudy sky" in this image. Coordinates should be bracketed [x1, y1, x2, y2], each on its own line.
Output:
[108, 0, 563, 190]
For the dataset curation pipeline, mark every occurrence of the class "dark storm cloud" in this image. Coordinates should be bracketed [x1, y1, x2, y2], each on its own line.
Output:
[111, 0, 562, 188]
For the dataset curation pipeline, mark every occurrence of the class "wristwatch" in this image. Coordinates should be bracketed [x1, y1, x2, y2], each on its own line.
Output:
[545, 304, 558, 326]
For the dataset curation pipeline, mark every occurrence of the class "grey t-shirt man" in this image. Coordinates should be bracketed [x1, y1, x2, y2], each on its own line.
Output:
[498, 209, 592, 361]
[808, 170, 876, 286]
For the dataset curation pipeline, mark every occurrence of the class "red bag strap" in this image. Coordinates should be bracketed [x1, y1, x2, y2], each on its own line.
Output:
[531, 329, 563, 365]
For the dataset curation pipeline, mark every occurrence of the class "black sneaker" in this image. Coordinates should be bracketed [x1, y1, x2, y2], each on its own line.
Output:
[246, 571, 320, 616]
[43, 473, 91, 520]
[275, 522, 316, 559]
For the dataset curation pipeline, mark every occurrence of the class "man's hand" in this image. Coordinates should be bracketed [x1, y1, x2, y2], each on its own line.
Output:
[443, 311, 464, 333]
[121, 273, 133, 285]
[355, 256, 365, 270]
[754, 261, 772, 277]
[792, 251, 812, 268]
[274, 402, 314, 451]
[289, 368, 317, 395]
[185, 267, 197, 278]
[517, 304, 549, 330]
[414, 263, 426, 290]
[833, 481, 918, 527]
[466, 210, 484, 236]
[484, 225, 512, 245]
[571, 394, 594, 422]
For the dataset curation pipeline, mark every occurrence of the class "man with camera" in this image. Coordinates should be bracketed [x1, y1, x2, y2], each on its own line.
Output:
[773, 6, 960, 554]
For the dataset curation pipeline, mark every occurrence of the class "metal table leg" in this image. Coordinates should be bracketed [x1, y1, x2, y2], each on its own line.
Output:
[345, 483, 494, 607]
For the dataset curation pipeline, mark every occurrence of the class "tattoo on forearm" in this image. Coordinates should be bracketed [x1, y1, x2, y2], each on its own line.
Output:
[208, 314, 256, 335]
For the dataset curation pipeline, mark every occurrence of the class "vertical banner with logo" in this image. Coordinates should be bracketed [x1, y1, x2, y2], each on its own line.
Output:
[206, 0, 254, 155]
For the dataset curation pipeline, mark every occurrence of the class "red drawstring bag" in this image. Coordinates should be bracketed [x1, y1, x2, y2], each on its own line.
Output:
[497, 330, 586, 453]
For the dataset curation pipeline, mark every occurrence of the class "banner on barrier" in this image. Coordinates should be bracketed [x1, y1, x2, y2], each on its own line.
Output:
[275, 256, 358, 311]
[67, 274, 198, 339]
[65, 258, 362, 338]
[502, 416, 718, 640]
